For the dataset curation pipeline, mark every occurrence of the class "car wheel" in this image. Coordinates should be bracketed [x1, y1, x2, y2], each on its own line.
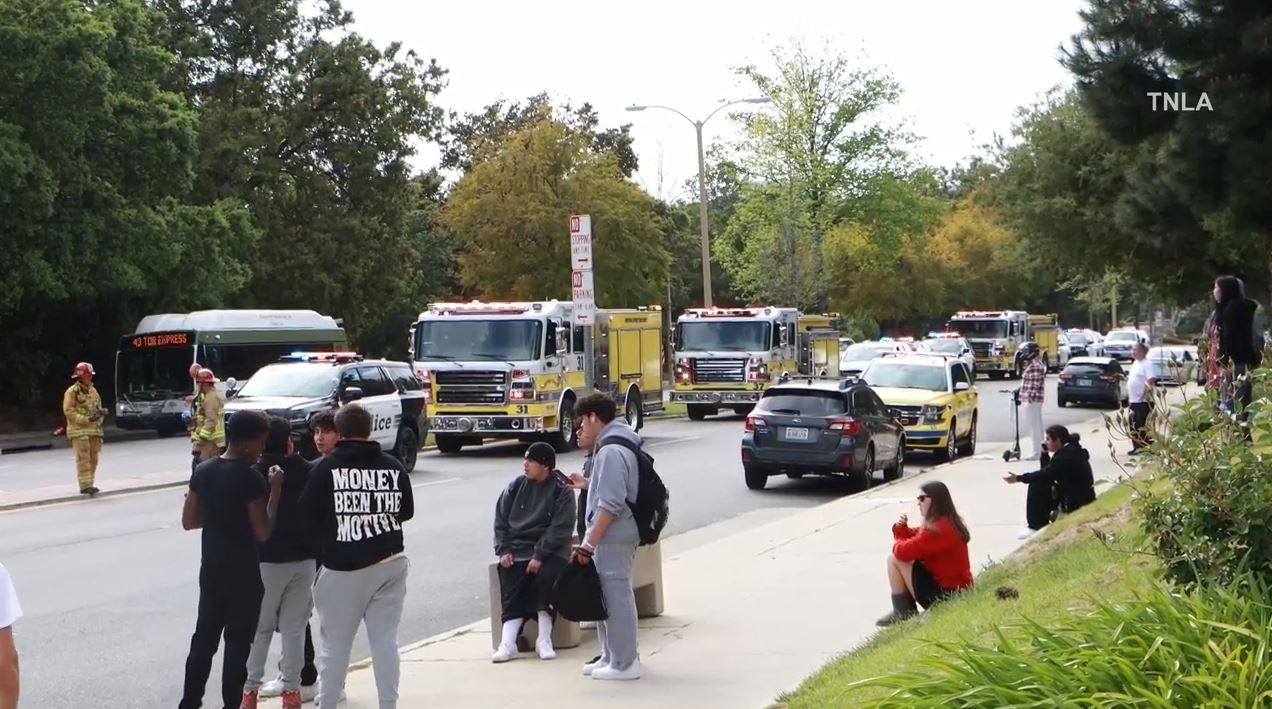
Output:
[435, 434, 463, 455]
[744, 465, 769, 490]
[549, 396, 578, 453]
[1057, 397, 1067, 408]
[394, 425, 420, 473]
[883, 439, 905, 481]
[939, 421, 958, 462]
[786, 472, 805, 480]
[853, 446, 875, 491]
[958, 415, 977, 456]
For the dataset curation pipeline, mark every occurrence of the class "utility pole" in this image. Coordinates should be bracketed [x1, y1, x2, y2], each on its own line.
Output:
[627, 97, 772, 308]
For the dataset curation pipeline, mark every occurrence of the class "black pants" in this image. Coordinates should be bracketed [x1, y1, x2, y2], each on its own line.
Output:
[1025, 480, 1057, 531]
[498, 557, 567, 622]
[911, 561, 955, 610]
[1130, 402, 1153, 450]
[180, 570, 264, 709]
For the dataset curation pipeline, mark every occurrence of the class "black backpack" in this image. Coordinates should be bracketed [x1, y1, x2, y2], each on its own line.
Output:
[598, 437, 669, 546]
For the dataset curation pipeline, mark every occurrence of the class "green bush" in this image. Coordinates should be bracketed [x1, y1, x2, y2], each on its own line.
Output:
[857, 579, 1272, 708]
[1131, 367, 1272, 588]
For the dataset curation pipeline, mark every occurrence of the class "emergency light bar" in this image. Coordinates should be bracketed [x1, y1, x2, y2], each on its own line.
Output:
[428, 300, 538, 316]
[953, 310, 1008, 318]
[928, 331, 961, 339]
[681, 307, 767, 318]
[280, 351, 364, 363]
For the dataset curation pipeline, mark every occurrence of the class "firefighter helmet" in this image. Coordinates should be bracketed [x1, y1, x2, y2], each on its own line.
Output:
[72, 362, 95, 378]
[196, 368, 219, 385]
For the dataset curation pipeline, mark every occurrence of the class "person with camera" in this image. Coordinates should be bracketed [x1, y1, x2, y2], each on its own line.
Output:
[63, 361, 106, 496]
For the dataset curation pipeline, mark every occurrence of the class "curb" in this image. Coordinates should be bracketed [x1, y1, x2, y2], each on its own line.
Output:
[0, 428, 158, 456]
[0, 478, 190, 513]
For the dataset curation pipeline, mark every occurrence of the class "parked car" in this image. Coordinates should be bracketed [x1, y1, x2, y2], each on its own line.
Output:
[1148, 346, 1198, 387]
[1057, 356, 1127, 408]
[1065, 329, 1094, 357]
[839, 341, 906, 377]
[741, 379, 906, 491]
[922, 333, 977, 378]
[859, 353, 979, 462]
[1102, 329, 1150, 361]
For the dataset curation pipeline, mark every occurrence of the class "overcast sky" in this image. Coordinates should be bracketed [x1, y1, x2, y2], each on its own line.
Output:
[342, 0, 1090, 201]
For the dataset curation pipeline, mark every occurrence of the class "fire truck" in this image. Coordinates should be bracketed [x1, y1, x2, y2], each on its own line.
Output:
[410, 300, 664, 454]
[945, 310, 1030, 379]
[669, 306, 841, 420]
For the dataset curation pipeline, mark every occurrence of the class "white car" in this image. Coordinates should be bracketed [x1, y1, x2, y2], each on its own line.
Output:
[922, 335, 976, 377]
[839, 341, 906, 377]
[1103, 329, 1150, 361]
[1148, 346, 1199, 387]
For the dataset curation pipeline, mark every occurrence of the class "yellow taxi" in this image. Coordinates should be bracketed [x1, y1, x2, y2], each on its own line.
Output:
[857, 352, 978, 461]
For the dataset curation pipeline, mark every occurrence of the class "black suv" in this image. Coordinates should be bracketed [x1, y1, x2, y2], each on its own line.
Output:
[224, 352, 428, 470]
[740, 380, 906, 491]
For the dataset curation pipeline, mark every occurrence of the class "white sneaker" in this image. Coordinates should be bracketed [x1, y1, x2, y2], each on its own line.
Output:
[582, 656, 609, 676]
[259, 677, 285, 698]
[1017, 528, 1038, 540]
[592, 662, 641, 681]
[492, 642, 518, 663]
[536, 638, 557, 660]
[306, 684, 345, 704]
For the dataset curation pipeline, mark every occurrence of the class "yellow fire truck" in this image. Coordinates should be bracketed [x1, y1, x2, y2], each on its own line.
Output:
[410, 300, 664, 454]
[669, 306, 841, 420]
[946, 310, 1069, 378]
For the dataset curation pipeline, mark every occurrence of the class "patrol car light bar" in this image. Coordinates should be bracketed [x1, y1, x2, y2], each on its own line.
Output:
[280, 351, 363, 363]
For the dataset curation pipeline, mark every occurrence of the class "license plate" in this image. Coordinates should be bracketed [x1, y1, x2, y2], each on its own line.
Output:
[1078, 378, 1093, 386]
[900, 417, 917, 426]
[784, 427, 809, 441]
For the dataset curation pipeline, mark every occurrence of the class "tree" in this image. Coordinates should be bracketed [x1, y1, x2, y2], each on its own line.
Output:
[0, 0, 254, 408]
[1062, 0, 1272, 303]
[721, 39, 917, 309]
[441, 113, 670, 307]
[154, 0, 447, 340]
[441, 92, 638, 178]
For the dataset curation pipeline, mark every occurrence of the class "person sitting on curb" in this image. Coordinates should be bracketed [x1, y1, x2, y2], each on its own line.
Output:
[491, 442, 576, 663]
[1004, 424, 1095, 540]
[876, 481, 973, 627]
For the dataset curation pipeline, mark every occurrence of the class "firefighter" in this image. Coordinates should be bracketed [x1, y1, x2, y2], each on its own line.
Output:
[189, 368, 226, 472]
[63, 362, 105, 497]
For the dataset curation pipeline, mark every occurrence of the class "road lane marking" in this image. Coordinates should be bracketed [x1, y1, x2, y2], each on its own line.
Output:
[412, 477, 460, 489]
[647, 435, 702, 448]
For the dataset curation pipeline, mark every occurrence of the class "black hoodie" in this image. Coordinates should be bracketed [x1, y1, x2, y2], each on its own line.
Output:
[1019, 442, 1096, 513]
[300, 439, 415, 571]
[1218, 297, 1260, 367]
[252, 452, 318, 563]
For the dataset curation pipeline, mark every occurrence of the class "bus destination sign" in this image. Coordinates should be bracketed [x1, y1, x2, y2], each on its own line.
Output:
[126, 331, 193, 349]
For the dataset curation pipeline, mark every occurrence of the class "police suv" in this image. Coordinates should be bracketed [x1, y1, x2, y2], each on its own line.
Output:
[223, 352, 428, 471]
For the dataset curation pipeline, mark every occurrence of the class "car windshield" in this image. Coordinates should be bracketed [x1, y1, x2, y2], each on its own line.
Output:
[925, 339, 963, 354]
[949, 319, 1008, 338]
[1107, 332, 1138, 342]
[676, 321, 771, 352]
[415, 319, 543, 361]
[235, 364, 338, 398]
[842, 343, 891, 361]
[756, 391, 846, 416]
[1068, 333, 1089, 345]
[862, 362, 948, 392]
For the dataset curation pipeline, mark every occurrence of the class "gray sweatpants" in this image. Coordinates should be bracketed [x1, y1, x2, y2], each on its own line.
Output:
[313, 556, 409, 709]
[246, 560, 317, 691]
[594, 543, 639, 671]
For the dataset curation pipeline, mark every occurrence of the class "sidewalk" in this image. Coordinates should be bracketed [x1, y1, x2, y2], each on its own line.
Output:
[265, 409, 1138, 709]
[0, 424, 154, 455]
[0, 472, 187, 510]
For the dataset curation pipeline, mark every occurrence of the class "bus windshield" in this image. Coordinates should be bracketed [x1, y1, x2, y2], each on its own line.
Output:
[414, 319, 544, 362]
[676, 321, 772, 352]
[949, 320, 1009, 339]
[116, 347, 193, 402]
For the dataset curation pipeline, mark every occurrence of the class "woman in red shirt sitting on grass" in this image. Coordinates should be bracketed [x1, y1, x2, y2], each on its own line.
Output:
[877, 480, 973, 626]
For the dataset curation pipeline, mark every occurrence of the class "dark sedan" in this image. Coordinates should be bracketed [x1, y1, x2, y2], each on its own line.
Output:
[1057, 357, 1127, 408]
[740, 380, 906, 491]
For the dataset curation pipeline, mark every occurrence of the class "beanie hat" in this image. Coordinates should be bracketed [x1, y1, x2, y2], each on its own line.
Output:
[524, 441, 557, 470]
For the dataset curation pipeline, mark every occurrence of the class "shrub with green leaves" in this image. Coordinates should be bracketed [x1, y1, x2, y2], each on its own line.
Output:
[858, 580, 1272, 708]
[1132, 367, 1272, 588]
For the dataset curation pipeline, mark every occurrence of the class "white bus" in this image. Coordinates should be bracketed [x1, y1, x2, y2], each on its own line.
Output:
[114, 309, 347, 435]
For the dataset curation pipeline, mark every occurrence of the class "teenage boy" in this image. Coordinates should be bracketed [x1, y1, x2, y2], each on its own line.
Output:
[180, 411, 281, 709]
[301, 404, 414, 709]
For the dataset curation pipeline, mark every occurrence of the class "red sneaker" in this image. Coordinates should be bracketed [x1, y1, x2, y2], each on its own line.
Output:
[281, 689, 302, 709]
[239, 690, 259, 709]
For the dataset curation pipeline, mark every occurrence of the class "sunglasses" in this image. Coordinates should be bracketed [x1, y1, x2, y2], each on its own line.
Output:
[917, 494, 929, 502]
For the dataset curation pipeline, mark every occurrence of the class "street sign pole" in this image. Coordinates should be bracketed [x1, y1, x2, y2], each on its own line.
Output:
[570, 214, 595, 392]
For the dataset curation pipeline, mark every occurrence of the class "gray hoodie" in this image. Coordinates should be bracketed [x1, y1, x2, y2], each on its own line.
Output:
[583, 419, 642, 547]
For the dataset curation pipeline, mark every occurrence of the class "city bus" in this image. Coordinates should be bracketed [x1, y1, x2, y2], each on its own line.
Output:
[114, 309, 347, 435]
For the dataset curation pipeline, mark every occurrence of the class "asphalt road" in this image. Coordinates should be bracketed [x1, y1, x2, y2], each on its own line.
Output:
[2, 377, 1098, 708]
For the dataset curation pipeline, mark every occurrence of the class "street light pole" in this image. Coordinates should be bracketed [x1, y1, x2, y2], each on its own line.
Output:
[628, 97, 770, 309]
